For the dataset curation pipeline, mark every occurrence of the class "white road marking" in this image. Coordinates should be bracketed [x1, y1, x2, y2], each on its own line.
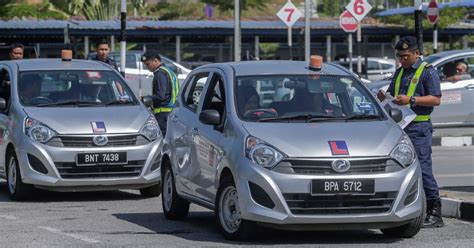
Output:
[436, 173, 474, 178]
[0, 215, 17, 220]
[38, 226, 100, 244]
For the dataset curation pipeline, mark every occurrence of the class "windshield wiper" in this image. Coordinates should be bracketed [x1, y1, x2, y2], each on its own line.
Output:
[37, 100, 103, 107]
[258, 114, 338, 122]
[105, 100, 134, 106]
[344, 114, 383, 121]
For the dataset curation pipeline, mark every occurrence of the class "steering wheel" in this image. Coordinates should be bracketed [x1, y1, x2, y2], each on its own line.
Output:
[243, 108, 278, 118]
[28, 96, 54, 105]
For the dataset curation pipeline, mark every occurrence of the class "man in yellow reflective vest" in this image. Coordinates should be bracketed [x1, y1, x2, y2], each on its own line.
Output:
[378, 36, 443, 228]
[141, 52, 179, 136]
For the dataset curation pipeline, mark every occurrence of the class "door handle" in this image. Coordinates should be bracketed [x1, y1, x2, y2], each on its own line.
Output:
[465, 84, 474, 90]
[170, 114, 178, 122]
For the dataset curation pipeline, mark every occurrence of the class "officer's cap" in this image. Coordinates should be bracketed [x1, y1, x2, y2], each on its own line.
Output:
[141, 52, 161, 62]
[395, 36, 419, 51]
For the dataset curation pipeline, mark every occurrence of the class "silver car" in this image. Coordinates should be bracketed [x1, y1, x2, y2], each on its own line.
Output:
[161, 60, 424, 240]
[0, 58, 163, 200]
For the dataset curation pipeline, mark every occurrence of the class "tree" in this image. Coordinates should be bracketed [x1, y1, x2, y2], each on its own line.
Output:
[320, 0, 341, 17]
[0, 2, 69, 20]
[377, 7, 469, 30]
[201, 0, 272, 12]
[150, 0, 204, 20]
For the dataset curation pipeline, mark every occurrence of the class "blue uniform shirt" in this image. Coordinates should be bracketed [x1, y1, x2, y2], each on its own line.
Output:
[387, 59, 442, 116]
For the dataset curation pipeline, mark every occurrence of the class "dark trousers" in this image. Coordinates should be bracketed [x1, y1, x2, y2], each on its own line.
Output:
[404, 121, 440, 200]
[155, 112, 169, 137]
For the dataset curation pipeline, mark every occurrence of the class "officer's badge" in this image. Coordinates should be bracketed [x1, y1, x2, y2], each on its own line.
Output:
[402, 43, 408, 49]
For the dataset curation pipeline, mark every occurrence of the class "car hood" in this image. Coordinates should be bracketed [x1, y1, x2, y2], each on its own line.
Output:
[23, 105, 151, 134]
[242, 120, 402, 157]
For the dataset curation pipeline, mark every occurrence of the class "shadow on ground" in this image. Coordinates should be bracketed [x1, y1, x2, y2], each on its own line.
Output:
[0, 180, 144, 203]
[113, 211, 404, 245]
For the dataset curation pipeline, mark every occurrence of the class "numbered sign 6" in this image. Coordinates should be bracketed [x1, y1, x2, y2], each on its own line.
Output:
[346, 0, 373, 22]
[277, 1, 303, 27]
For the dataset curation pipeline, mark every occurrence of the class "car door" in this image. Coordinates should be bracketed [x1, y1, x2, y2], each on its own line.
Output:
[432, 55, 474, 127]
[168, 71, 210, 196]
[0, 65, 13, 176]
[189, 70, 227, 202]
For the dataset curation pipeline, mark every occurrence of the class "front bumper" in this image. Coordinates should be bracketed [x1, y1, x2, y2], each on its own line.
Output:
[16, 136, 162, 192]
[236, 157, 423, 227]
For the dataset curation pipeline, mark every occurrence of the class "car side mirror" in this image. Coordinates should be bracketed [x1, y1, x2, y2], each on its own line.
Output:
[390, 108, 403, 123]
[199, 109, 220, 126]
[0, 98, 6, 110]
[142, 96, 153, 108]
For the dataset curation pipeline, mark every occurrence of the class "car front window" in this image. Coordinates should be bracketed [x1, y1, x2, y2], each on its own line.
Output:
[18, 70, 137, 107]
[235, 75, 383, 122]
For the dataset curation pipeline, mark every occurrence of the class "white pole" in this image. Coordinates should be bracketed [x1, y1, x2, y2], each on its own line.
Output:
[357, 23, 362, 75]
[176, 35, 181, 63]
[84, 36, 89, 58]
[433, 29, 438, 52]
[304, 0, 311, 62]
[255, 35, 260, 60]
[110, 35, 115, 52]
[288, 27, 293, 60]
[234, 0, 241, 62]
[326, 35, 331, 62]
[348, 33, 353, 72]
[120, 0, 126, 75]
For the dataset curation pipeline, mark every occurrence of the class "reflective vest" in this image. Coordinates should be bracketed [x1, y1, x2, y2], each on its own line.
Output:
[394, 61, 430, 122]
[154, 66, 179, 114]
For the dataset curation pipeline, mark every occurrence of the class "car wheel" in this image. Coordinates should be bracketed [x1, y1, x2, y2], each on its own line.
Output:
[215, 177, 256, 240]
[161, 164, 189, 220]
[139, 184, 162, 198]
[381, 194, 425, 238]
[6, 152, 33, 201]
[192, 86, 203, 105]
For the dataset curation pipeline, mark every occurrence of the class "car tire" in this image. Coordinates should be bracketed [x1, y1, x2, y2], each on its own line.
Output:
[6, 151, 33, 201]
[215, 176, 256, 241]
[381, 194, 425, 238]
[161, 164, 189, 220]
[139, 184, 162, 198]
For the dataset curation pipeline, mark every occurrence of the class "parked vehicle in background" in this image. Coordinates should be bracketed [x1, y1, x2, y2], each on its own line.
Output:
[0, 58, 163, 200]
[334, 57, 396, 81]
[88, 51, 191, 96]
[160, 60, 424, 240]
[367, 49, 474, 128]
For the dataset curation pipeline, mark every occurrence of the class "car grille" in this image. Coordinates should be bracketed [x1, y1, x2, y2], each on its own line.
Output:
[284, 192, 397, 215]
[47, 134, 149, 148]
[274, 157, 400, 175]
[55, 160, 145, 179]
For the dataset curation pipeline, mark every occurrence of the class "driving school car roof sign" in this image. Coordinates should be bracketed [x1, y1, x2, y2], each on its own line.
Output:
[328, 141, 349, 155]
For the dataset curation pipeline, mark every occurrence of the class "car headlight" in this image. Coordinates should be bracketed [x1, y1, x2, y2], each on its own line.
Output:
[245, 136, 284, 169]
[390, 134, 415, 167]
[24, 118, 56, 143]
[140, 116, 161, 141]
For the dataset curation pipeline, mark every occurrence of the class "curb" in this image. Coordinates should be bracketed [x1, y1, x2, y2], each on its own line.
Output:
[432, 136, 473, 146]
[441, 197, 474, 221]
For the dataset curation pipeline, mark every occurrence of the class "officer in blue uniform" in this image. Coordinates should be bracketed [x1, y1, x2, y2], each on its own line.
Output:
[378, 36, 444, 228]
[141, 52, 179, 136]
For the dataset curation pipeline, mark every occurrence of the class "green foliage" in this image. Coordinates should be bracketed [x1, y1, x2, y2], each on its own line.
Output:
[320, 0, 341, 17]
[376, 7, 468, 30]
[260, 43, 279, 59]
[201, 0, 271, 11]
[0, 2, 69, 20]
[150, 0, 204, 20]
[83, 0, 118, 20]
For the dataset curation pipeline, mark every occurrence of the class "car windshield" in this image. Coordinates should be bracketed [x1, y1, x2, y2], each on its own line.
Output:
[235, 75, 384, 122]
[18, 70, 137, 107]
[424, 55, 442, 64]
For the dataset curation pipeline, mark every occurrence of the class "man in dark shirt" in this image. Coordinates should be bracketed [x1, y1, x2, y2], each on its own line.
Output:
[378, 36, 443, 228]
[91, 39, 118, 71]
[9, 43, 24, 60]
[141, 52, 178, 136]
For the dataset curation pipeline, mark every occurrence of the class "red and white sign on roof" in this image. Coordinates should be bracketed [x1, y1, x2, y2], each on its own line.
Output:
[427, 0, 439, 24]
[339, 10, 358, 33]
[277, 1, 302, 27]
[345, 0, 372, 22]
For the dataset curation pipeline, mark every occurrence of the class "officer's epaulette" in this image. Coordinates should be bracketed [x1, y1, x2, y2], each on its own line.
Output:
[424, 63, 433, 68]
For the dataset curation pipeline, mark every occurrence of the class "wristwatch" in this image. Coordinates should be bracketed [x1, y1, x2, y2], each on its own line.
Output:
[409, 96, 416, 107]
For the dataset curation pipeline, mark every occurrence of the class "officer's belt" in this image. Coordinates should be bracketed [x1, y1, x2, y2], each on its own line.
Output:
[154, 107, 173, 113]
[413, 115, 430, 122]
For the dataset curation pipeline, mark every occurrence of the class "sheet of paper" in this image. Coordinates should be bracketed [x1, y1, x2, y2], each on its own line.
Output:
[381, 93, 416, 129]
